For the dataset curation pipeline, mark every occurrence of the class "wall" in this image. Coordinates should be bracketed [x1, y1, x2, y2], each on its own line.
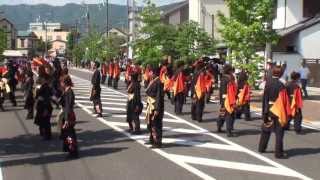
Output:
[273, 52, 303, 73]
[33, 31, 69, 42]
[273, 0, 304, 29]
[51, 41, 66, 53]
[296, 23, 320, 59]
[169, 10, 181, 25]
[202, 0, 229, 40]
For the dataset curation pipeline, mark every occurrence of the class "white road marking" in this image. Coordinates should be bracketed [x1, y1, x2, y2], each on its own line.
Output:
[162, 138, 241, 151]
[71, 74, 312, 180]
[169, 154, 299, 177]
[75, 100, 126, 106]
[76, 96, 127, 102]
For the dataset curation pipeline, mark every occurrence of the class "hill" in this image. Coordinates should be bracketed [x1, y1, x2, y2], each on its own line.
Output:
[0, 2, 185, 32]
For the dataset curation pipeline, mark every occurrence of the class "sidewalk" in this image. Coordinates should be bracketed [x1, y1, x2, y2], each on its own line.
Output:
[71, 67, 320, 130]
[251, 90, 320, 130]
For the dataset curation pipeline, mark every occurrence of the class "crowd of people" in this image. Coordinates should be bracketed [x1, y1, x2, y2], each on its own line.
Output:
[0, 58, 79, 159]
[90, 57, 305, 158]
[0, 55, 308, 159]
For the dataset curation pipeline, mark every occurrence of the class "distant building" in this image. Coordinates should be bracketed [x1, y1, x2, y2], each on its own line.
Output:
[272, 0, 320, 87]
[0, 17, 17, 50]
[160, 0, 229, 41]
[102, 27, 128, 39]
[16, 31, 38, 57]
[29, 22, 70, 56]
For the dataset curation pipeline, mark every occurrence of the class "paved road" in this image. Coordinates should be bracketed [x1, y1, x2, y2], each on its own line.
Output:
[0, 68, 319, 180]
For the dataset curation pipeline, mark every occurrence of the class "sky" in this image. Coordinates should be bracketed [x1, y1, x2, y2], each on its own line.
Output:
[0, 0, 184, 6]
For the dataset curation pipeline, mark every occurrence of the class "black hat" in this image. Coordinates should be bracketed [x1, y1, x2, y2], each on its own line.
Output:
[95, 61, 100, 68]
[152, 67, 160, 76]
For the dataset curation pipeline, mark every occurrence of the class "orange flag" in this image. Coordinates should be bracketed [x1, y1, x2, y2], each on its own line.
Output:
[205, 72, 214, 92]
[160, 66, 167, 83]
[113, 64, 121, 78]
[237, 84, 251, 106]
[108, 64, 114, 77]
[173, 72, 185, 96]
[270, 89, 291, 127]
[224, 82, 237, 113]
[195, 73, 206, 99]
[290, 87, 303, 116]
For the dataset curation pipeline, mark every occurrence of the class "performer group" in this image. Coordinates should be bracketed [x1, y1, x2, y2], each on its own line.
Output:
[0, 55, 305, 159]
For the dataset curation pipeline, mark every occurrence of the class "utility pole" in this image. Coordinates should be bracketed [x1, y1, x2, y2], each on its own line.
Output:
[43, 21, 48, 57]
[127, 0, 136, 59]
[106, 0, 109, 37]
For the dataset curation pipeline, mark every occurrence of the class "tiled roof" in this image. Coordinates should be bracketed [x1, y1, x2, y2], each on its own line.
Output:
[277, 14, 320, 36]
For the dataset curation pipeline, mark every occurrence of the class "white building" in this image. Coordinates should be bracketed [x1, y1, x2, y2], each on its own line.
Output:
[272, 0, 320, 86]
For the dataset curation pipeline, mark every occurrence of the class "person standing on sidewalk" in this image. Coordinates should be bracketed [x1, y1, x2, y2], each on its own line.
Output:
[90, 61, 103, 117]
[258, 65, 290, 159]
[298, 61, 310, 98]
[172, 61, 187, 115]
[101, 61, 108, 84]
[24, 71, 34, 119]
[286, 72, 304, 134]
[107, 60, 114, 87]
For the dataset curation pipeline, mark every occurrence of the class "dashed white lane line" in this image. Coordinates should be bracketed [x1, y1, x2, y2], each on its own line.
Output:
[72, 74, 312, 180]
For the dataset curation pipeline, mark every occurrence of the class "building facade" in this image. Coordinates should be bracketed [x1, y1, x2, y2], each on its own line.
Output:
[273, 0, 320, 87]
[0, 18, 17, 50]
[16, 31, 38, 57]
[29, 22, 70, 56]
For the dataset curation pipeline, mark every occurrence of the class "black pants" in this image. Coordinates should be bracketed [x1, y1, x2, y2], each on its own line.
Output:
[287, 109, 303, 133]
[236, 103, 251, 120]
[217, 110, 234, 134]
[258, 117, 284, 158]
[107, 76, 113, 87]
[113, 77, 119, 89]
[101, 75, 107, 84]
[301, 79, 308, 97]
[39, 119, 52, 140]
[174, 93, 184, 114]
[149, 111, 163, 146]
[92, 98, 102, 114]
[191, 97, 205, 122]
[8, 85, 17, 106]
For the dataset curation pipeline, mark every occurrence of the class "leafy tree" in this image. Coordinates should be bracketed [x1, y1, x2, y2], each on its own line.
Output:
[135, 0, 180, 66]
[218, 0, 278, 85]
[175, 21, 215, 62]
[35, 38, 52, 55]
[0, 28, 7, 61]
[104, 34, 126, 60]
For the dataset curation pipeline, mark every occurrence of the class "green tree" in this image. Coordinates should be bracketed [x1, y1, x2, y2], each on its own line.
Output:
[0, 28, 7, 61]
[219, 0, 278, 85]
[104, 34, 126, 60]
[134, 0, 179, 66]
[175, 21, 215, 62]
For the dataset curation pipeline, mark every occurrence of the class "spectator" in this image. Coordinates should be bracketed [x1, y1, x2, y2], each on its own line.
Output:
[298, 61, 310, 98]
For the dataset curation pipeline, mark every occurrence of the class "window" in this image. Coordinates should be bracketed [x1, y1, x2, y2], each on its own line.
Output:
[21, 39, 25, 48]
[303, 0, 320, 18]
[56, 35, 62, 40]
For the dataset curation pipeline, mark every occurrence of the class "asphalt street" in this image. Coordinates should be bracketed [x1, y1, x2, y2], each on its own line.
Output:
[0, 68, 319, 180]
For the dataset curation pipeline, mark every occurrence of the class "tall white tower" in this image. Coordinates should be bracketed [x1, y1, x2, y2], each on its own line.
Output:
[127, 0, 137, 59]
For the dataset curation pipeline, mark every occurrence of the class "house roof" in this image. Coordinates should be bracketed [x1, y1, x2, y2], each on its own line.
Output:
[277, 14, 320, 37]
[0, 17, 16, 30]
[17, 30, 35, 37]
[160, 1, 188, 17]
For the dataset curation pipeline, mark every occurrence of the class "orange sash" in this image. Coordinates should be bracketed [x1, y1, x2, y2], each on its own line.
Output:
[160, 66, 167, 83]
[108, 64, 114, 77]
[205, 72, 214, 92]
[270, 89, 291, 127]
[224, 82, 237, 113]
[125, 65, 132, 81]
[143, 68, 151, 81]
[290, 87, 303, 116]
[113, 64, 120, 78]
[195, 73, 206, 99]
[237, 84, 251, 106]
[173, 72, 185, 96]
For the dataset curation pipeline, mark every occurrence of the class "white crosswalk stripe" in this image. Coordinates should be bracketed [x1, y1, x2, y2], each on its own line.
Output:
[71, 74, 312, 180]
